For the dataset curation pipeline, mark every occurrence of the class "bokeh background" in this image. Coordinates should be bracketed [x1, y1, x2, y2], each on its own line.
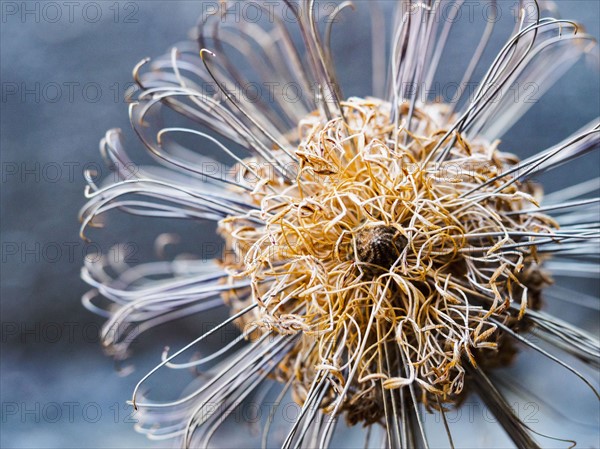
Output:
[1, 1, 599, 448]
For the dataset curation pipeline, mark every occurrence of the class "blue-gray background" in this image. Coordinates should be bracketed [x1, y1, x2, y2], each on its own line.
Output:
[1, 1, 599, 448]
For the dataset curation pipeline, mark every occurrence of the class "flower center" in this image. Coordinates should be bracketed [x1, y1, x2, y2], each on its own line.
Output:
[355, 225, 407, 271]
[218, 97, 552, 423]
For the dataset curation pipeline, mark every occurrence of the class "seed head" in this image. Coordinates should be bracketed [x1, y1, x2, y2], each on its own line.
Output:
[79, 2, 600, 446]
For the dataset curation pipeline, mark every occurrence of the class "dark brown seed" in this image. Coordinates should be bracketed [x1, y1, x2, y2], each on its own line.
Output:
[355, 225, 407, 270]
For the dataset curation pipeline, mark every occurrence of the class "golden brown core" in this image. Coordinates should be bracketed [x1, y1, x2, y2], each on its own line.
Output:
[218, 97, 553, 423]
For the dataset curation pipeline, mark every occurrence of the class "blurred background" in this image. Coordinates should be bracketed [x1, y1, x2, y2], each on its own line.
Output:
[1, 1, 599, 448]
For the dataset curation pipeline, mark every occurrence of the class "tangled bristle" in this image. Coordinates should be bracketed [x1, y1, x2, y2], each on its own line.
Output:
[219, 97, 553, 422]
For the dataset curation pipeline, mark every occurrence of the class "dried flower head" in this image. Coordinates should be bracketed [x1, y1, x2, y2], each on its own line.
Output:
[81, 1, 599, 448]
